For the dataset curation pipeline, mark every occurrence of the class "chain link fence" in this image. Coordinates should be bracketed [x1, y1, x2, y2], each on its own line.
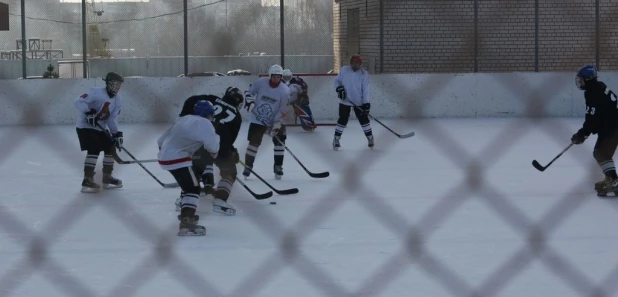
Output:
[0, 0, 334, 79]
[1, 0, 618, 296]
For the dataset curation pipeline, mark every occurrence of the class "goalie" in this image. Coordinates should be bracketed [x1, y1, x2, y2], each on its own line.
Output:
[282, 69, 317, 132]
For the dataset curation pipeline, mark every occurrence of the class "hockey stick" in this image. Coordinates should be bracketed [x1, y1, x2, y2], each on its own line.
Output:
[272, 135, 330, 178]
[96, 124, 179, 188]
[351, 103, 415, 139]
[532, 143, 573, 172]
[236, 177, 273, 200]
[112, 153, 158, 165]
[238, 160, 299, 195]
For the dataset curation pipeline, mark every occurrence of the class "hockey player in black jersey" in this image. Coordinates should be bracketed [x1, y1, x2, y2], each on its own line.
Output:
[177, 87, 243, 215]
[570, 65, 618, 196]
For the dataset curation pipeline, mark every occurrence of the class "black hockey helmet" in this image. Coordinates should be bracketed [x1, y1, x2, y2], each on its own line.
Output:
[104, 72, 124, 83]
[103, 72, 124, 96]
[224, 86, 244, 108]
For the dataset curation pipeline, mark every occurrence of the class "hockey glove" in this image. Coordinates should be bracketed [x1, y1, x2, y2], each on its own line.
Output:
[244, 91, 255, 112]
[268, 123, 282, 137]
[360, 103, 371, 116]
[112, 131, 123, 151]
[336, 86, 346, 100]
[86, 108, 98, 126]
[571, 130, 588, 144]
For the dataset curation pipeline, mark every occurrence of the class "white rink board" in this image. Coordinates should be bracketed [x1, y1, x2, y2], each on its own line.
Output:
[0, 71, 606, 126]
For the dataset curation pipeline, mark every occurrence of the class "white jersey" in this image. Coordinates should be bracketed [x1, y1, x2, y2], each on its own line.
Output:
[333, 65, 370, 107]
[74, 87, 122, 133]
[247, 77, 290, 127]
[157, 115, 220, 171]
[289, 84, 304, 103]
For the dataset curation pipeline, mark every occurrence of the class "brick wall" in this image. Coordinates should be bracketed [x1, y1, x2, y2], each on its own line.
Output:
[333, 0, 618, 73]
[332, 0, 380, 73]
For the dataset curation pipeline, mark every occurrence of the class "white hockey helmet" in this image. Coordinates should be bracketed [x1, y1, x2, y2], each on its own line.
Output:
[268, 64, 284, 78]
[282, 69, 293, 82]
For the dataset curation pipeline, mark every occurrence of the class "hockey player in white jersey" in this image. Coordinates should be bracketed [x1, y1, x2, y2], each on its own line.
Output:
[243, 64, 291, 179]
[282, 69, 317, 132]
[333, 54, 373, 150]
[157, 100, 220, 236]
[74, 72, 124, 193]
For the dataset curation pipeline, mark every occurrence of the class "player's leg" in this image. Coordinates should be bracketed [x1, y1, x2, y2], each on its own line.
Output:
[76, 128, 102, 193]
[212, 152, 238, 216]
[191, 147, 214, 195]
[594, 131, 618, 195]
[272, 124, 287, 179]
[333, 104, 352, 150]
[99, 131, 122, 189]
[169, 166, 206, 236]
[293, 93, 316, 132]
[353, 106, 374, 149]
[243, 123, 267, 178]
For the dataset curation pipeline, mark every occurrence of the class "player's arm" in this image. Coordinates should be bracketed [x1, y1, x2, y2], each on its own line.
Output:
[157, 124, 173, 149]
[244, 82, 259, 111]
[361, 71, 371, 104]
[197, 121, 220, 156]
[74, 92, 95, 113]
[334, 71, 346, 100]
[573, 92, 603, 144]
[106, 98, 122, 134]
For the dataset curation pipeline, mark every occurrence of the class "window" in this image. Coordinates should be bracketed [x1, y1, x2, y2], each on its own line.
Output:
[346, 8, 360, 59]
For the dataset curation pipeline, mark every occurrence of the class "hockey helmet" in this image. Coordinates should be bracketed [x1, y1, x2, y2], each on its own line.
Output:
[576, 65, 598, 90]
[103, 72, 124, 96]
[224, 86, 244, 108]
[282, 69, 293, 82]
[193, 100, 215, 120]
[268, 64, 284, 78]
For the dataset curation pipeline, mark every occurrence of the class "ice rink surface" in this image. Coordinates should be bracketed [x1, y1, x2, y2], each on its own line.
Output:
[1, 118, 617, 297]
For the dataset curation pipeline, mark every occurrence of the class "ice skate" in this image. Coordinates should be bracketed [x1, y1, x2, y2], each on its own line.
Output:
[102, 174, 123, 189]
[242, 165, 252, 179]
[596, 178, 618, 197]
[333, 136, 341, 151]
[177, 215, 206, 236]
[81, 175, 101, 193]
[212, 198, 236, 216]
[595, 176, 612, 191]
[367, 135, 374, 150]
[274, 165, 284, 180]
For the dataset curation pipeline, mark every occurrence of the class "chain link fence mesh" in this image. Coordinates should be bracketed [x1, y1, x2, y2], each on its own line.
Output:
[1, 0, 618, 296]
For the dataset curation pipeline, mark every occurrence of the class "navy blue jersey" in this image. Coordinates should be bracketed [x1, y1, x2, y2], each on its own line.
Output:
[580, 80, 618, 136]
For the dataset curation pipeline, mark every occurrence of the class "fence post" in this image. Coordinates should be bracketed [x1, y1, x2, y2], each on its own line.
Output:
[184, 0, 188, 76]
[473, 0, 478, 73]
[280, 0, 285, 68]
[594, 0, 601, 69]
[535, 0, 539, 72]
[82, 0, 87, 78]
[379, 0, 383, 73]
[21, 0, 26, 79]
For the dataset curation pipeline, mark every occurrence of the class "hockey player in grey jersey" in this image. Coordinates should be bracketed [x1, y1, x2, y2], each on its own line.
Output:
[243, 64, 291, 179]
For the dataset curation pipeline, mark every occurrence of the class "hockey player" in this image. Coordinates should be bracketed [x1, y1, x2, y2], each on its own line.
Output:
[570, 65, 618, 196]
[158, 100, 219, 236]
[74, 72, 124, 193]
[282, 69, 317, 132]
[332, 54, 373, 150]
[176, 87, 244, 215]
[243, 64, 291, 179]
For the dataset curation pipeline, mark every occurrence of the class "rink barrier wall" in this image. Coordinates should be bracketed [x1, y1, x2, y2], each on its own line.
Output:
[0, 72, 596, 126]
